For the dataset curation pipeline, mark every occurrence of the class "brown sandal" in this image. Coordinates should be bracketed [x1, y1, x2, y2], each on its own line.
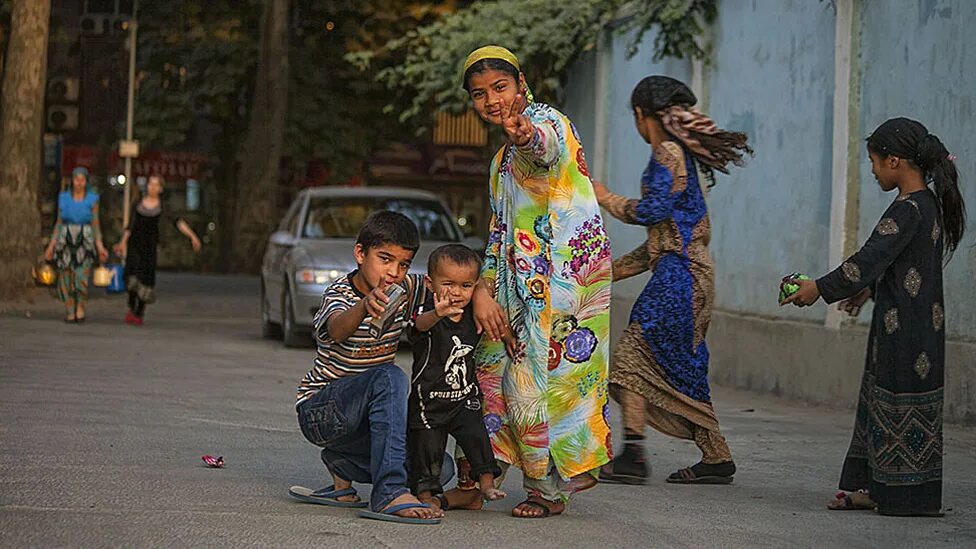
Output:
[512, 497, 563, 519]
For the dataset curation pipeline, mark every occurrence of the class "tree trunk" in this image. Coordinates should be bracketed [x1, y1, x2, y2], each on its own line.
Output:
[229, 0, 288, 273]
[0, 0, 51, 300]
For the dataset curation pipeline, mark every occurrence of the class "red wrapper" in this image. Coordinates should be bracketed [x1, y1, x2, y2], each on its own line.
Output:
[202, 455, 225, 468]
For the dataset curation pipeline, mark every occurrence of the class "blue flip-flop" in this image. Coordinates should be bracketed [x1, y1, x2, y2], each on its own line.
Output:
[358, 502, 441, 525]
[288, 485, 368, 508]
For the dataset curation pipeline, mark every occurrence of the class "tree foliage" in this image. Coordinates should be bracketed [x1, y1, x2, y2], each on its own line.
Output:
[133, 1, 259, 151]
[347, 0, 718, 129]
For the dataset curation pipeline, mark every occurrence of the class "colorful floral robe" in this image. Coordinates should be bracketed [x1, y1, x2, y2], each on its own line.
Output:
[476, 103, 613, 480]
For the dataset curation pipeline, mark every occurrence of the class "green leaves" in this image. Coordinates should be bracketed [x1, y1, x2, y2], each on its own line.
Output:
[349, 0, 717, 130]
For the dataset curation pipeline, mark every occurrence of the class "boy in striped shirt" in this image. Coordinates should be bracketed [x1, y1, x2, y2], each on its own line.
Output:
[292, 211, 442, 524]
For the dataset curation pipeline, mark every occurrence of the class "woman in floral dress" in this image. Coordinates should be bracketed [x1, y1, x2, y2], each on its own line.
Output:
[459, 46, 613, 518]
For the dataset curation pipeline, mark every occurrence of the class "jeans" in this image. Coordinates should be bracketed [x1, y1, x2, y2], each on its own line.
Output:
[297, 363, 410, 512]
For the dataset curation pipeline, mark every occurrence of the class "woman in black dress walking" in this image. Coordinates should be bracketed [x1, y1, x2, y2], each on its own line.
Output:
[115, 175, 201, 325]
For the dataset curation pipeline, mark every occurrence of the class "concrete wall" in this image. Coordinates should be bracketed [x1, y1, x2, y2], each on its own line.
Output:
[856, 0, 976, 339]
[563, 0, 976, 423]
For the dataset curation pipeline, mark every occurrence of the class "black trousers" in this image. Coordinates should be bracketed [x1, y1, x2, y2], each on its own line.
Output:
[408, 407, 500, 495]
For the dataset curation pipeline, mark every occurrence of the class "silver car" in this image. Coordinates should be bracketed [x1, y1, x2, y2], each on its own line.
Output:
[260, 186, 481, 347]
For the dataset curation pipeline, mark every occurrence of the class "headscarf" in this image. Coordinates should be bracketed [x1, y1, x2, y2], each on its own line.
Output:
[632, 76, 727, 172]
[70, 166, 90, 192]
[866, 117, 953, 172]
[462, 45, 534, 102]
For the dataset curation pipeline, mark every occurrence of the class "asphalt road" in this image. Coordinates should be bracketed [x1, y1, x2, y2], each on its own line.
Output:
[1, 273, 974, 548]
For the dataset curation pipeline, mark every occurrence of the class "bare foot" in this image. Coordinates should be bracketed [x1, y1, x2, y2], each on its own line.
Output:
[330, 475, 361, 504]
[482, 486, 506, 501]
[512, 495, 564, 518]
[568, 473, 597, 494]
[416, 491, 441, 512]
[827, 490, 876, 511]
[441, 488, 484, 510]
[384, 492, 444, 519]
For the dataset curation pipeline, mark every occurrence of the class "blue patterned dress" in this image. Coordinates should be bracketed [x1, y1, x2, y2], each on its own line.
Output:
[601, 140, 731, 463]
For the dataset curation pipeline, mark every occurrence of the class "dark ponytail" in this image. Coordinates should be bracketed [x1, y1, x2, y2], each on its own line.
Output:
[916, 133, 966, 256]
[866, 117, 967, 259]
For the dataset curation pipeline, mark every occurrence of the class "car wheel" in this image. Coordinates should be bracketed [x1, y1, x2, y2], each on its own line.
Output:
[281, 285, 307, 348]
[261, 282, 282, 339]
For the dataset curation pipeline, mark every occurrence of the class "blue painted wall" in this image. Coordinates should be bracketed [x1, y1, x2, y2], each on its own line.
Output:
[857, 0, 976, 339]
[563, 0, 975, 340]
[705, 0, 836, 321]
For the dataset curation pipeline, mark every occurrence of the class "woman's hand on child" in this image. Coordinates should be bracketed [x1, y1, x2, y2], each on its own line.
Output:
[473, 286, 507, 340]
[839, 287, 871, 317]
[780, 278, 821, 307]
[364, 285, 391, 318]
[433, 291, 463, 319]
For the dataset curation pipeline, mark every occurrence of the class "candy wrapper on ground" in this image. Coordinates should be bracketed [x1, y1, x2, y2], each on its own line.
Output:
[202, 455, 224, 468]
[779, 273, 811, 303]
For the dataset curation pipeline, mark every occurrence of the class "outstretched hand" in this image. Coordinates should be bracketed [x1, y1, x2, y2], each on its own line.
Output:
[780, 278, 821, 307]
[502, 93, 533, 146]
[432, 290, 464, 319]
[364, 284, 391, 319]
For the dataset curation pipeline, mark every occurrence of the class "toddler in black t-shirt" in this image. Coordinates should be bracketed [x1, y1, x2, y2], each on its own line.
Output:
[408, 244, 505, 510]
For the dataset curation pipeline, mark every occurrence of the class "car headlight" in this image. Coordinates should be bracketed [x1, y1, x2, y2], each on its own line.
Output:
[295, 268, 342, 285]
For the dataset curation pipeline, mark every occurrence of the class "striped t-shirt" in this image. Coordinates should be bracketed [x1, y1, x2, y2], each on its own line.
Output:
[296, 271, 426, 406]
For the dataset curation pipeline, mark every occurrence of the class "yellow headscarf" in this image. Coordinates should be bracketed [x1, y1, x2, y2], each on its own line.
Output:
[463, 45, 521, 74]
[462, 46, 534, 103]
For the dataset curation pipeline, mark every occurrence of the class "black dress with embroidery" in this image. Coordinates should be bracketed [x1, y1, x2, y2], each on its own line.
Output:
[816, 189, 944, 516]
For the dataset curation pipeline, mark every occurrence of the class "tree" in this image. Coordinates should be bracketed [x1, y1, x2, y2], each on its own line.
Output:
[229, 0, 289, 273]
[348, 0, 717, 131]
[132, 0, 461, 272]
[0, 0, 51, 300]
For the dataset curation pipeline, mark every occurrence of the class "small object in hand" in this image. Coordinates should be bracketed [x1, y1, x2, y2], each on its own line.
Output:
[367, 284, 407, 339]
[202, 455, 224, 468]
[779, 273, 811, 303]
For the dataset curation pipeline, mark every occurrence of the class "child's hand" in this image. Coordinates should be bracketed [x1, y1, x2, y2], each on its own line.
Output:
[839, 287, 871, 317]
[780, 278, 821, 307]
[364, 284, 390, 318]
[433, 290, 464, 319]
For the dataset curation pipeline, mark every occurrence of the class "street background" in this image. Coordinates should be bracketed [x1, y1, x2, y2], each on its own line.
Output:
[1, 273, 974, 548]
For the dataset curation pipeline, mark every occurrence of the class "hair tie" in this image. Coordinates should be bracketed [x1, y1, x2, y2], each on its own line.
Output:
[947, 154, 957, 162]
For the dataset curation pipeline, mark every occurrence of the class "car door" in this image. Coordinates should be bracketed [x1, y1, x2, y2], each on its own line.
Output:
[263, 194, 304, 320]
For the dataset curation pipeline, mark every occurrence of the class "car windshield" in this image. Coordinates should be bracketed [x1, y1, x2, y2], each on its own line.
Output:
[303, 196, 460, 241]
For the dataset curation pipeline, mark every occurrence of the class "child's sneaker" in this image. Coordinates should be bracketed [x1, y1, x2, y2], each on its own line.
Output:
[125, 311, 137, 324]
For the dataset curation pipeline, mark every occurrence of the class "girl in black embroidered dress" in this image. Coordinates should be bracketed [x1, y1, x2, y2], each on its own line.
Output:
[784, 118, 966, 516]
